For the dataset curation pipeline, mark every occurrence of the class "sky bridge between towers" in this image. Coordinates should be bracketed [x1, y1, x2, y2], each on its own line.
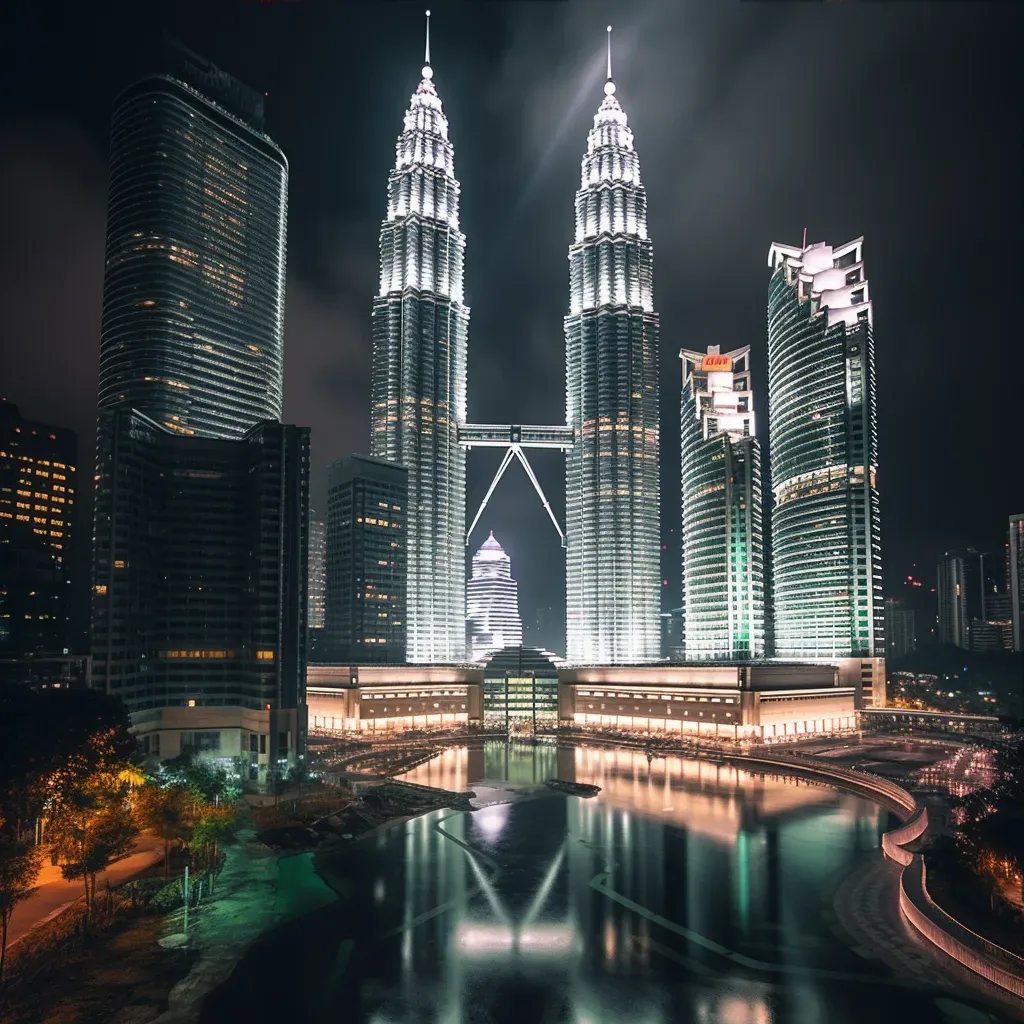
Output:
[459, 423, 574, 549]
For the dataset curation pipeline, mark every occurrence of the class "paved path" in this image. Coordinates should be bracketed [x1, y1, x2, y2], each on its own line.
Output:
[6, 834, 165, 947]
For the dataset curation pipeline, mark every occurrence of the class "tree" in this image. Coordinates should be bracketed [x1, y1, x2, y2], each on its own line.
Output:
[47, 784, 138, 933]
[135, 785, 191, 878]
[187, 804, 238, 869]
[0, 687, 136, 840]
[158, 754, 239, 808]
[0, 836, 41, 986]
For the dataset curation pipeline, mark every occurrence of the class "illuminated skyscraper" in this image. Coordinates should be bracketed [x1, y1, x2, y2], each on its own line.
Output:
[0, 400, 76, 656]
[1010, 515, 1024, 652]
[767, 237, 882, 660]
[467, 532, 523, 663]
[679, 346, 764, 659]
[370, 15, 468, 662]
[936, 548, 984, 649]
[307, 514, 326, 631]
[324, 455, 408, 664]
[565, 31, 660, 664]
[98, 39, 288, 439]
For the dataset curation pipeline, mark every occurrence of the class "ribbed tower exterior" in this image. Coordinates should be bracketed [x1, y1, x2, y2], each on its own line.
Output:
[680, 346, 764, 659]
[98, 61, 287, 440]
[370, 42, 469, 663]
[767, 237, 882, 659]
[467, 532, 524, 663]
[565, 66, 660, 664]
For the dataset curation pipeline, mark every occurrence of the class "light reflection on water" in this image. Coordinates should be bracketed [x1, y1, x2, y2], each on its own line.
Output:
[209, 741, 1012, 1023]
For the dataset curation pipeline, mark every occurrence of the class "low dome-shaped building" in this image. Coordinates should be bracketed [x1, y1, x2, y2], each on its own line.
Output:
[482, 645, 562, 736]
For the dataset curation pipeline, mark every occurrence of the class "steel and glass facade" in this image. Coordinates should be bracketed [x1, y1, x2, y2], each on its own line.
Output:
[565, 74, 660, 664]
[466, 532, 523, 663]
[324, 455, 408, 664]
[370, 51, 468, 664]
[767, 238, 882, 659]
[680, 347, 764, 659]
[482, 646, 560, 736]
[99, 66, 288, 440]
[91, 408, 308, 765]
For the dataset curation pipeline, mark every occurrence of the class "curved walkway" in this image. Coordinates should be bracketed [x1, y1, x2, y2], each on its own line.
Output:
[731, 746, 1024, 1010]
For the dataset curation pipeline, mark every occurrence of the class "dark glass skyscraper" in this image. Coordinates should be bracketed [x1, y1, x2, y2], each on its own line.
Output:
[767, 238, 882, 660]
[370, 26, 468, 663]
[680, 347, 764, 659]
[98, 42, 288, 440]
[0, 400, 77, 656]
[565, 43, 660, 664]
[92, 409, 308, 771]
[324, 455, 407, 664]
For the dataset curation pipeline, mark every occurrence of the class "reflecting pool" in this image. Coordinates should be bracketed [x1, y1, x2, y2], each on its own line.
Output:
[203, 741, 1014, 1023]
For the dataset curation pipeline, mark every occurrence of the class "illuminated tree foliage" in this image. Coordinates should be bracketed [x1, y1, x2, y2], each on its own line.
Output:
[0, 835, 41, 985]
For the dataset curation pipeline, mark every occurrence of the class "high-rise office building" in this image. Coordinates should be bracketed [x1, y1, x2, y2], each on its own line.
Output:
[370, 20, 468, 663]
[1010, 515, 1024, 652]
[0, 400, 76, 656]
[92, 44, 307, 774]
[324, 455, 407, 664]
[766, 237, 883, 660]
[308, 514, 326, 630]
[92, 409, 308, 772]
[936, 548, 985, 649]
[467, 532, 523, 663]
[565, 36, 660, 664]
[679, 345, 764, 659]
[98, 40, 288, 440]
[884, 597, 915, 660]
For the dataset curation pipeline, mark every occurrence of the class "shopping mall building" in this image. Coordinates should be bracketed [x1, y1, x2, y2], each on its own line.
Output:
[306, 650, 868, 742]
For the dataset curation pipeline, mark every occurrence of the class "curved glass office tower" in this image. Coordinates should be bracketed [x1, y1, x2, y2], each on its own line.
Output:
[565, 59, 660, 664]
[680, 346, 764, 659]
[99, 67, 288, 439]
[767, 238, 882, 659]
[370, 36, 469, 663]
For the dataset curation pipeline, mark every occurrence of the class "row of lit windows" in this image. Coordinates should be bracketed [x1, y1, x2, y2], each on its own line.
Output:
[576, 689, 735, 704]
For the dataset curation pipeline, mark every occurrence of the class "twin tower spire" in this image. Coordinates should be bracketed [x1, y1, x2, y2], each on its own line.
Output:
[371, 14, 660, 665]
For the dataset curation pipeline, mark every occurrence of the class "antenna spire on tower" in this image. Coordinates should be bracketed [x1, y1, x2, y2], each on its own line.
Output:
[802, 226, 808, 250]
[422, 10, 433, 80]
[604, 25, 616, 96]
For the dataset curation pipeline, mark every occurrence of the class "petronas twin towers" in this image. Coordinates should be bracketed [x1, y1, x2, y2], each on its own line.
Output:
[371, 18, 660, 664]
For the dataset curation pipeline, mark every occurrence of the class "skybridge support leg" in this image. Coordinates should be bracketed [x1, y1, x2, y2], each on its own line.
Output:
[513, 446, 566, 549]
[466, 445, 517, 547]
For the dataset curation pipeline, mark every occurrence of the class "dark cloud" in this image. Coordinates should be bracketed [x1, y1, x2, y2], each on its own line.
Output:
[1, 0, 1020, 653]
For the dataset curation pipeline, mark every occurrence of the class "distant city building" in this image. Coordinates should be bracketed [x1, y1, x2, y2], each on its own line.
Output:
[968, 619, 1013, 653]
[324, 455, 407, 664]
[679, 345, 764, 660]
[899, 571, 937, 647]
[565, 53, 660, 664]
[370, 34, 467, 663]
[0, 653, 92, 691]
[0, 400, 76, 656]
[92, 409, 308, 773]
[467, 533, 523, 663]
[1010, 514, 1024, 652]
[766, 238, 883, 661]
[936, 549, 986, 649]
[307, 515, 326, 631]
[661, 607, 684, 661]
[884, 597, 916, 660]
[98, 40, 288, 440]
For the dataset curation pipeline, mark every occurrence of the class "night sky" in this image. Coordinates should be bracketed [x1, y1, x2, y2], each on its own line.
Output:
[1, 0, 1020, 654]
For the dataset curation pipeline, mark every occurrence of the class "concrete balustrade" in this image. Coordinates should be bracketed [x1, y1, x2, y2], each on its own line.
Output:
[731, 748, 1024, 1002]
